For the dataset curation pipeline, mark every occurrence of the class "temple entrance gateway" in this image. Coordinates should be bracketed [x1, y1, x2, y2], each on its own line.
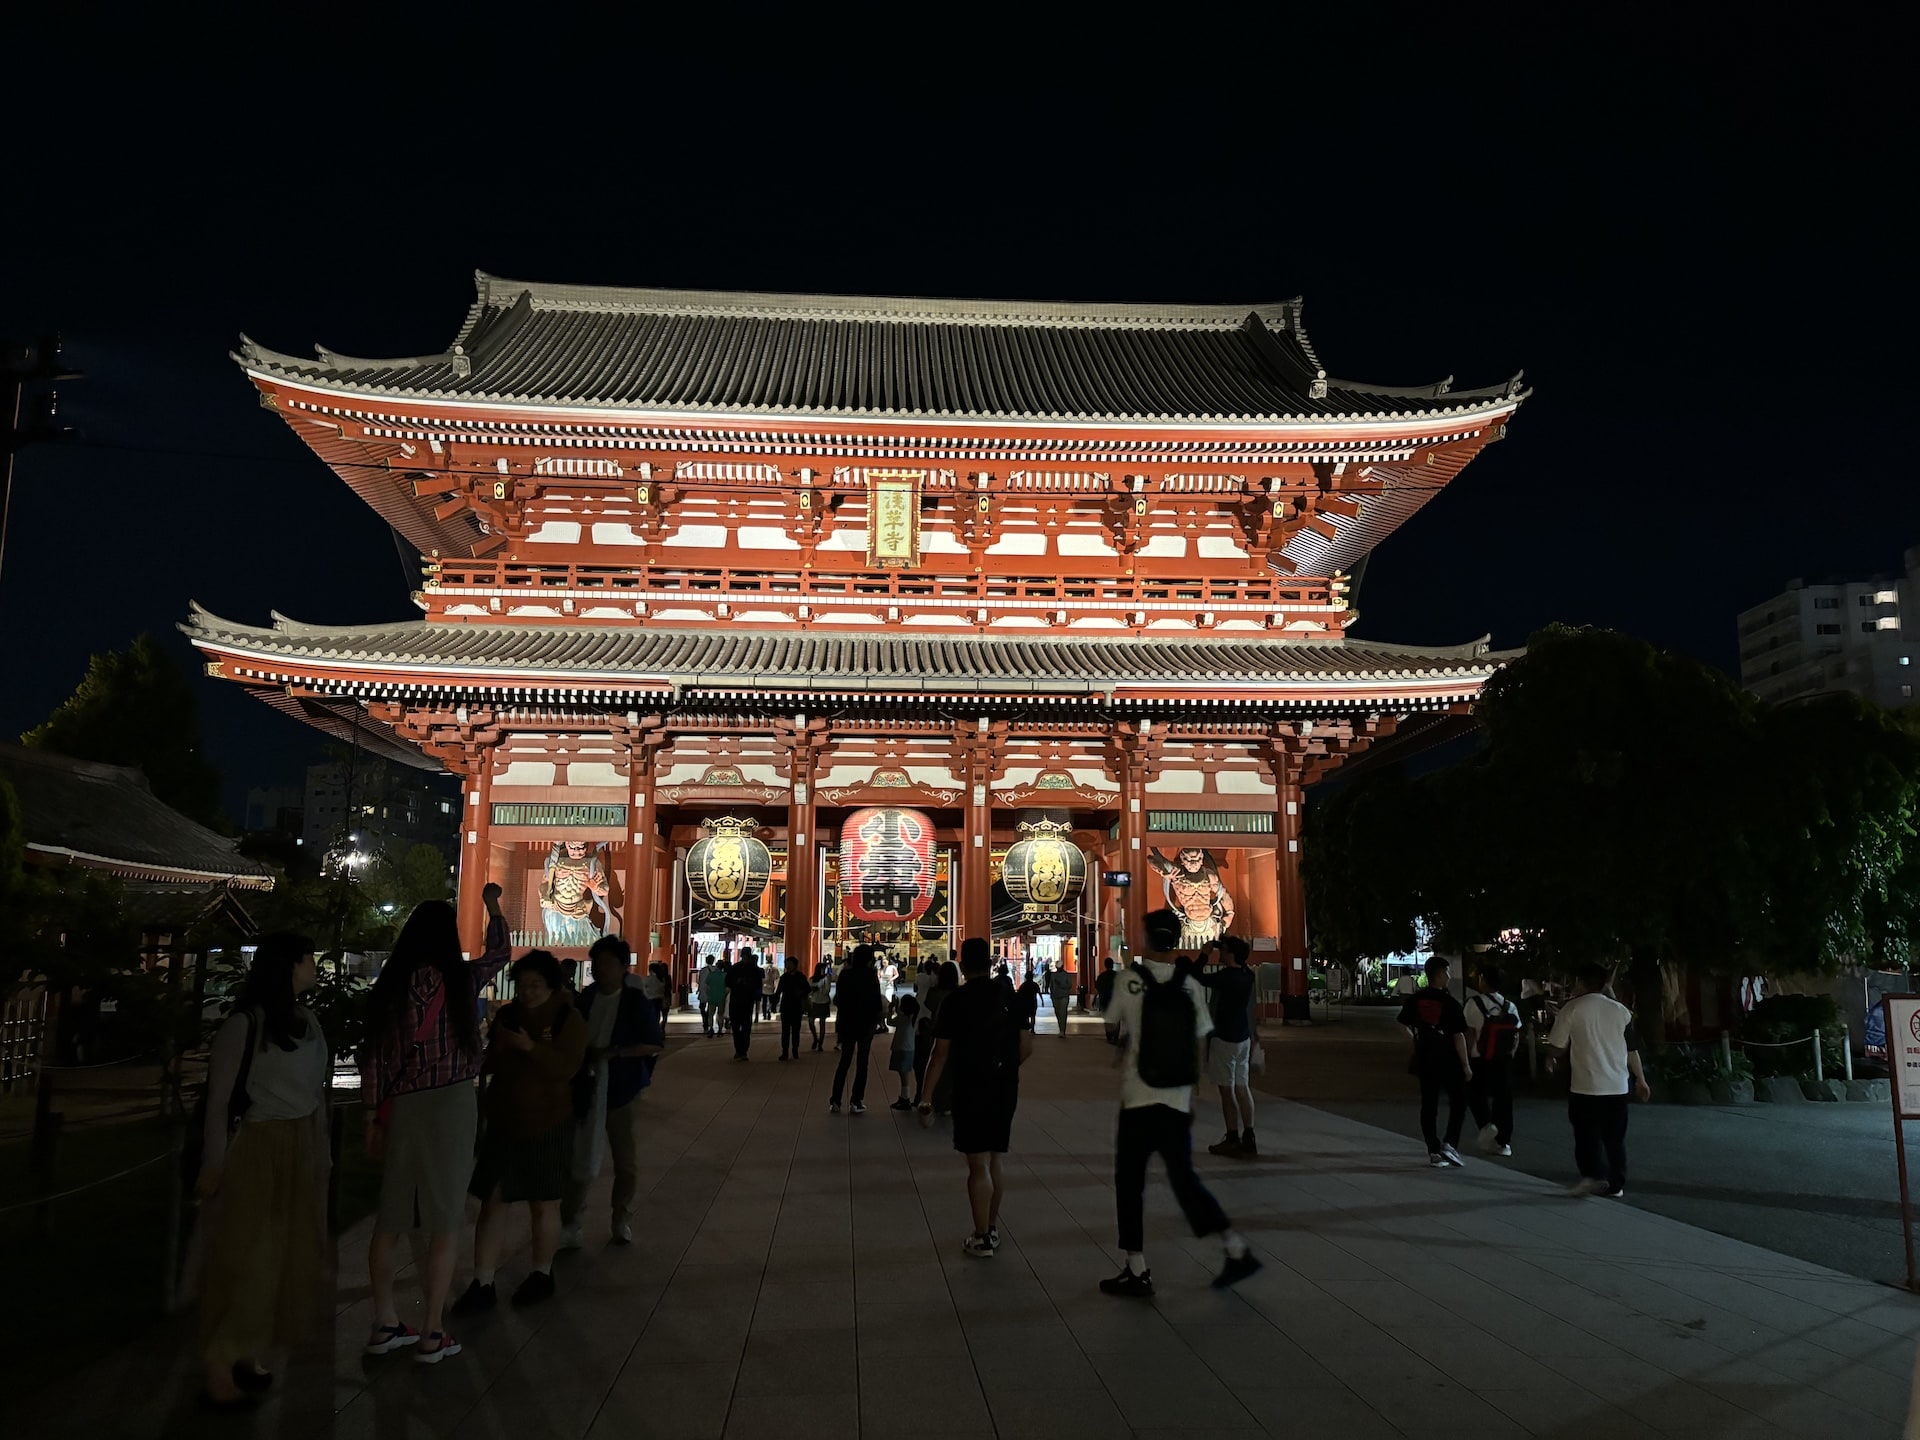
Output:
[186, 277, 1525, 1018]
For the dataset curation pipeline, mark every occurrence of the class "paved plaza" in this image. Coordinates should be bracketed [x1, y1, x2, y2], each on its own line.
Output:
[23, 1028, 1920, 1438]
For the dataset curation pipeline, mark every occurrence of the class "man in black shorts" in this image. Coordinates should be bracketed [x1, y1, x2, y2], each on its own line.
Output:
[919, 937, 1032, 1258]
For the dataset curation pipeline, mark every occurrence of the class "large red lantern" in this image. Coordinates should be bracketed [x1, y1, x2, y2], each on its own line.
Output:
[839, 807, 936, 923]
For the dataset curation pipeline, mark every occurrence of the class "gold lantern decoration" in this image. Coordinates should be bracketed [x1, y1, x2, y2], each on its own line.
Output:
[1001, 814, 1087, 923]
[686, 815, 772, 919]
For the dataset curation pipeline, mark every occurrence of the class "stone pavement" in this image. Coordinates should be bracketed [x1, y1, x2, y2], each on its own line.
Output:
[21, 1027, 1920, 1438]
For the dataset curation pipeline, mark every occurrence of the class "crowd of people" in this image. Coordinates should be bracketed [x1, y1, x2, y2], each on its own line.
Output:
[188, 893, 1667, 1410]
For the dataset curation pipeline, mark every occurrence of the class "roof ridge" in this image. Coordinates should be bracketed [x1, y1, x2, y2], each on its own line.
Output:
[471, 272, 1296, 331]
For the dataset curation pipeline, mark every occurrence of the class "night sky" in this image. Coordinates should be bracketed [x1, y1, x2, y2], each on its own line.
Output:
[3, 16, 1907, 819]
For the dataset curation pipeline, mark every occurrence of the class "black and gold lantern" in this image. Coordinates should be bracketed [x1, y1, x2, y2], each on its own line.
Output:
[686, 815, 772, 918]
[1001, 814, 1087, 923]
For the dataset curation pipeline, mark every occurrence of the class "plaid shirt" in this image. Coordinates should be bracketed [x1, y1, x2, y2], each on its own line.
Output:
[360, 913, 511, 1104]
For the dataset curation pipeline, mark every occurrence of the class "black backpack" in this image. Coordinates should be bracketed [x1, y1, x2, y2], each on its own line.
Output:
[1133, 965, 1200, 1089]
[958, 986, 1020, 1083]
[1472, 994, 1522, 1062]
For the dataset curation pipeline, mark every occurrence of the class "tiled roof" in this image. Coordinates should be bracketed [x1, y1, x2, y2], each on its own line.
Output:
[0, 743, 274, 888]
[234, 273, 1525, 426]
[184, 607, 1507, 698]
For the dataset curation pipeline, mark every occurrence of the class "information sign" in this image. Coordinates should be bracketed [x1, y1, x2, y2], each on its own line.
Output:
[1101, 870, 1132, 888]
[1889, 997, 1920, 1119]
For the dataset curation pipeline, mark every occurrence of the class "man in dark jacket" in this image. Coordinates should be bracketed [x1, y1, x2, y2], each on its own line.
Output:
[561, 936, 665, 1247]
[829, 945, 883, 1113]
[776, 955, 812, 1060]
[726, 948, 764, 1060]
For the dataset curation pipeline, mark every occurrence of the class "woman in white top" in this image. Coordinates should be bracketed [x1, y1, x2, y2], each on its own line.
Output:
[193, 933, 331, 1411]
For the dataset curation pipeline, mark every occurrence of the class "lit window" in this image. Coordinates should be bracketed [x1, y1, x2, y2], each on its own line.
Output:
[1903, 657, 1911, 666]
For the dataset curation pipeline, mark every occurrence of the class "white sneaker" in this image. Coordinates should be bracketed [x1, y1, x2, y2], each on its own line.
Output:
[557, 1224, 584, 1251]
[1566, 1178, 1608, 1197]
[1476, 1124, 1499, 1154]
[1491, 1143, 1513, 1157]
[611, 1221, 633, 1244]
[1440, 1144, 1466, 1167]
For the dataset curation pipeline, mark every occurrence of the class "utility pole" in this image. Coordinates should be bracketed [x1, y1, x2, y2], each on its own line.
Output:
[2, 335, 83, 594]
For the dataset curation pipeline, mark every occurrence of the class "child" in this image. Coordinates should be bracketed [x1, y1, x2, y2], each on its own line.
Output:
[888, 995, 920, 1109]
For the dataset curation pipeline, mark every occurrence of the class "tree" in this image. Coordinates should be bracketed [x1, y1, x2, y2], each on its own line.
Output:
[1752, 695, 1920, 973]
[21, 634, 228, 831]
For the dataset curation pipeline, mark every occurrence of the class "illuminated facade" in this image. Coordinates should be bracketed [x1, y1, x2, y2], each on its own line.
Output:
[185, 276, 1524, 1012]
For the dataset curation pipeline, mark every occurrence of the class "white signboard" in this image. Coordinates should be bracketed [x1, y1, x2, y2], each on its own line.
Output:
[1887, 997, 1920, 1119]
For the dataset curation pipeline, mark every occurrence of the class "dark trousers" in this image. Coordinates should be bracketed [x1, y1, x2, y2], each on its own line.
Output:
[1418, 1065, 1468, 1153]
[1468, 1056, 1514, 1145]
[832, 1027, 875, 1105]
[1568, 1092, 1629, 1190]
[780, 1010, 803, 1057]
[730, 1000, 756, 1057]
[1115, 1103, 1230, 1254]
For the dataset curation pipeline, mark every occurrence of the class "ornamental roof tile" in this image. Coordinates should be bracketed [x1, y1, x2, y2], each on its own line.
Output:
[234, 273, 1526, 426]
[183, 606, 1509, 697]
[0, 743, 274, 888]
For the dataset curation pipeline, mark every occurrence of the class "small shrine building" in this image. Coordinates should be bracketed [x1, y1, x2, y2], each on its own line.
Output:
[184, 277, 1525, 1016]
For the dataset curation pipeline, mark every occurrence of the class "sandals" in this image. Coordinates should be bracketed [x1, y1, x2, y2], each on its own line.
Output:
[414, 1331, 463, 1365]
[363, 1322, 420, 1356]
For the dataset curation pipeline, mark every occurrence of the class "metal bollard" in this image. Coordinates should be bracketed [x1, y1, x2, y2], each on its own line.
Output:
[1844, 1024, 1853, 1083]
[1812, 1031, 1823, 1084]
[1720, 1030, 1732, 1072]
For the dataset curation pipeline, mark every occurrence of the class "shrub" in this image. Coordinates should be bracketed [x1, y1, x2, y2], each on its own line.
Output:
[1742, 993, 1844, 1078]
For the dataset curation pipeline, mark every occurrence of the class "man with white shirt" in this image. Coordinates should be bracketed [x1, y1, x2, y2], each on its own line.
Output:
[1545, 963, 1651, 1197]
[1099, 910, 1261, 1297]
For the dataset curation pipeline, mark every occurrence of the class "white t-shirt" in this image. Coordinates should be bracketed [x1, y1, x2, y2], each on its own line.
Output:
[1546, 991, 1637, 1095]
[1107, 959, 1214, 1111]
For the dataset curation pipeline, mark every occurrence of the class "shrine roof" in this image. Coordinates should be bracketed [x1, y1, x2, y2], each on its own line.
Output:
[234, 273, 1526, 427]
[0, 743, 274, 890]
[184, 607, 1509, 698]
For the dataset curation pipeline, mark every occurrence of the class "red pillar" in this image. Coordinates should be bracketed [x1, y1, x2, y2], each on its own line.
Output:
[624, 765, 655, 967]
[1276, 767, 1309, 1021]
[785, 769, 817, 973]
[456, 758, 493, 957]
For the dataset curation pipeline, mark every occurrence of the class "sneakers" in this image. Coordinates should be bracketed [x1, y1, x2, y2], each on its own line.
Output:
[829, 1101, 841, 1114]
[850, 1102, 866, 1114]
[1239, 1130, 1258, 1158]
[1428, 1152, 1448, 1167]
[1099, 1266, 1155, 1299]
[611, 1221, 633, 1245]
[1490, 1142, 1513, 1157]
[1440, 1144, 1466, 1167]
[1566, 1177, 1609, 1197]
[1207, 1132, 1244, 1158]
[890, 1098, 913, 1111]
[449, 1280, 496, 1315]
[962, 1233, 995, 1259]
[511, 1271, 556, 1307]
[556, 1223, 584, 1251]
[986, 1224, 1001, 1251]
[1212, 1252, 1263, 1290]
[363, 1323, 420, 1356]
[413, 1331, 462, 1365]
[1600, 1186, 1626, 1199]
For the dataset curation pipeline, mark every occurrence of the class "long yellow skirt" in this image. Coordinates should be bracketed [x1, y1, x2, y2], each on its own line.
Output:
[198, 1115, 326, 1366]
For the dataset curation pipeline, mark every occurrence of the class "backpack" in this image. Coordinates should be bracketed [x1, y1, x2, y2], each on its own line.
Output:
[957, 986, 1019, 1083]
[1133, 965, 1200, 1089]
[1472, 993, 1522, 1062]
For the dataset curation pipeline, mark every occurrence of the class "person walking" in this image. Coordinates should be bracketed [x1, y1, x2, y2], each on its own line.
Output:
[994, 962, 1016, 1000]
[725, 949, 764, 1059]
[1398, 955, 1474, 1168]
[1095, 958, 1117, 1021]
[1099, 911, 1259, 1297]
[776, 955, 811, 1060]
[917, 960, 958, 1106]
[1196, 934, 1259, 1158]
[917, 938, 1030, 1255]
[829, 944, 883, 1113]
[1016, 970, 1042, 1032]
[888, 994, 921, 1108]
[1546, 963, 1650, 1197]
[702, 957, 729, 1037]
[807, 962, 833, 1051]
[1046, 962, 1073, 1038]
[359, 888, 512, 1365]
[1465, 963, 1523, 1157]
[191, 933, 329, 1411]
[761, 956, 780, 1021]
[560, 936, 665, 1250]
[452, 950, 588, 1314]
